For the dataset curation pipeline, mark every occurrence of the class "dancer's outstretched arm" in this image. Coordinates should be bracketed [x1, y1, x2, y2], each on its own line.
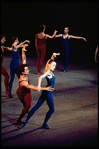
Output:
[20, 80, 53, 92]
[1, 45, 12, 51]
[46, 30, 58, 39]
[69, 35, 87, 41]
[13, 40, 30, 49]
[55, 34, 62, 38]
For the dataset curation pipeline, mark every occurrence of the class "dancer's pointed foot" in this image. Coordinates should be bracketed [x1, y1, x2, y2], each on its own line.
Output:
[42, 123, 50, 129]
[20, 119, 28, 128]
[60, 68, 66, 72]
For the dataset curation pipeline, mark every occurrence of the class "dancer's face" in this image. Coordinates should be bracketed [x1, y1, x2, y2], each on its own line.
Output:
[49, 62, 56, 71]
[64, 27, 69, 34]
[1, 37, 6, 44]
[23, 66, 29, 75]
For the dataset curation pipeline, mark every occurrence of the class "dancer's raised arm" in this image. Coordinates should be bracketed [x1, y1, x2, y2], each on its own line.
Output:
[51, 52, 60, 60]
[55, 34, 62, 38]
[1, 45, 12, 51]
[22, 44, 28, 64]
[11, 37, 30, 50]
[46, 30, 58, 39]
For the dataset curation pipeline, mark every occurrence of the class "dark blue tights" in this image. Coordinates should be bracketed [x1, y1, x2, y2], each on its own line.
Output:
[27, 91, 55, 124]
[61, 48, 69, 70]
[9, 66, 20, 96]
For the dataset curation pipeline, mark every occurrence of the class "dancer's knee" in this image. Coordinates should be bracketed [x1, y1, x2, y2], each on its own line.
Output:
[50, 107, 55, 114]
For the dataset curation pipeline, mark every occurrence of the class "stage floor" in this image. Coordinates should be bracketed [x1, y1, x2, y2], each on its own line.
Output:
[1, 56, 98, 146]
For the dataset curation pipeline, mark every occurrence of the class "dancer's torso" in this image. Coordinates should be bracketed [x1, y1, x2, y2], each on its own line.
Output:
[61, 35, 69, 49]
[10, 49, 20, 67]
[18, 75, 31, 94]
[37, 34, 46, 47]
[46, 71, 55, 93]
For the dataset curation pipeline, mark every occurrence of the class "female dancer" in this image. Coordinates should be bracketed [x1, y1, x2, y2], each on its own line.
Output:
[22, 52, 60, 129]
[55, 27, 87, 72]
[35, 24, 57, 75]
[16, 45, 53, 124]
[1, 34, 12, 94]
[8, 37, 30, 98]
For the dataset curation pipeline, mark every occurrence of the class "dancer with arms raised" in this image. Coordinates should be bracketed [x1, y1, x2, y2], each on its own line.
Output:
[55, 27, 87, 72]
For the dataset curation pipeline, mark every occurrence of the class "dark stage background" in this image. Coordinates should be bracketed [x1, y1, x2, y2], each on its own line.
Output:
[1, 2, 98, 67]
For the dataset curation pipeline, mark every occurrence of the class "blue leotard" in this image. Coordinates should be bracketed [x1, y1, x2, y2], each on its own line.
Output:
[10, 49, 20, 68]
[9, 49, 20, 96]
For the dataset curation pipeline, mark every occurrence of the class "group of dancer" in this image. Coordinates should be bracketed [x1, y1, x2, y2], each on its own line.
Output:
[35, 25, 87, 74]
[3, 24, 98, 129]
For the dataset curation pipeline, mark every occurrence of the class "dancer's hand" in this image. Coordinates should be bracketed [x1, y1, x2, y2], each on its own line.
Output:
[53, 53, 60, 58]
[36, 86, 41, 93]
[83, 38, 87, 42]
[54, 30, 58, 34]
[25, 40, 30, 44]
[46, 86, 54, 92]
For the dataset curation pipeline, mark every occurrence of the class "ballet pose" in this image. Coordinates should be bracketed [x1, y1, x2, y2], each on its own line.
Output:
[22, 53, 60, 129]
[16, 45, 53, 124]
[1, 34, 12, 94]
[8, 37, 30, 98]
[55, 27, 87, 72]
[35, 24, 57, 74]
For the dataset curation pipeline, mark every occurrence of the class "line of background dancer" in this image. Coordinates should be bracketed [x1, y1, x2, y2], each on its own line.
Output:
[16, 44, 53, 124]
[35, 24, 57, 75]
[55, 27, 87, 72]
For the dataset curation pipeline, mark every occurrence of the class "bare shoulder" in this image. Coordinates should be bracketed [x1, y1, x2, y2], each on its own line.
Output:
[68, 34, 73, 39]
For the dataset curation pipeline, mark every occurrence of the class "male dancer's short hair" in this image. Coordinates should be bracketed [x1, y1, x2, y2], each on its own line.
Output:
[18, 64, 28, 75]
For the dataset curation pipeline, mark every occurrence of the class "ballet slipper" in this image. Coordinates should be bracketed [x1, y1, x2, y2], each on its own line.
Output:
[42, 123, 50, 129]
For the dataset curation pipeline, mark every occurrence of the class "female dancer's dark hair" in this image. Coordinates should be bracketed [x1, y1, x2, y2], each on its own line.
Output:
[11, 37, 17, 44]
